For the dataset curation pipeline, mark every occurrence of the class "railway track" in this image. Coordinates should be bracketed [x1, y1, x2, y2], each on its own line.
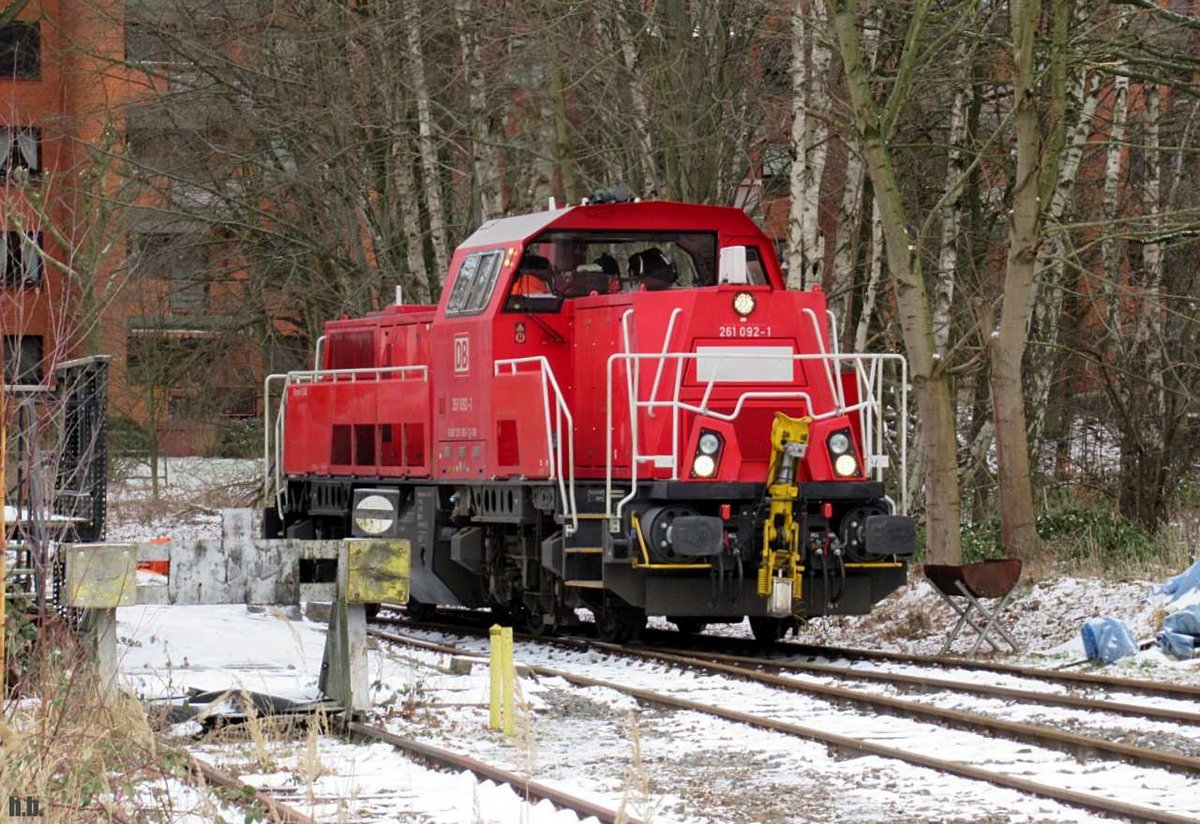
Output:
[621, 621, 1200, 704]
[347, 722, 636, 824]
[374, 610, 1200, 719]
[369, 618, 1200, 823]
[375, 607, 1200, 706]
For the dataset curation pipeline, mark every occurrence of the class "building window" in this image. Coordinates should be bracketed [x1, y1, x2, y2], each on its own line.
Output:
[3, 334, 43, 386]
[1, 231, 43, 288]
[124, 21, 173, 65]
[0, 22, 39, 80]
[132, 232, 209, 314]
[1, 126, 40, 179]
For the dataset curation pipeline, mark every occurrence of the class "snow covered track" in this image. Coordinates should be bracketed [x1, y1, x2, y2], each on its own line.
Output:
[370, 625, 1200, 823]
[187, 754, 319, 824]
[765, 638, 1200, 703]
[347, 722, 635, 824]
[698, 651, 1200, 725]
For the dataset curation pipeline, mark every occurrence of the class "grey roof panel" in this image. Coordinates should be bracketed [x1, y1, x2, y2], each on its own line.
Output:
[457, 207, 574, 249]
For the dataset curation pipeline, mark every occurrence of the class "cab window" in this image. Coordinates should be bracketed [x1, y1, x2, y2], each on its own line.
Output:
[446, 249, 504, 315]
[516, 231, 768, 295]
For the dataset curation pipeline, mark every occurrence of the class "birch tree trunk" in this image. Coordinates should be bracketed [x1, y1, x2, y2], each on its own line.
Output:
[932, 40, 968, 356]
[989, 0, 1071, 562]
[613, 3, 657, 196]
[403, 0, 450, 276]
[854, 199, 883, 352]
[1119, 83, 1168, 527]
[1027, 66, 1101, 453]
[1101, 71, 1130, 356]
[455, 0, 503, 222]
[831, 9, 881, 338]
[799, 1, 831, 290]
[393, 140, 432, 302]
[785, 0, 809, 288]
[544, 23, 578, 204]
[829, 0, 962, 565]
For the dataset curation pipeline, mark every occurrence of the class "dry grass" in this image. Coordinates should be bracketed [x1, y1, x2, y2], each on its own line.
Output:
[0, 622, 220, 822]
[616, 711, 659, 824]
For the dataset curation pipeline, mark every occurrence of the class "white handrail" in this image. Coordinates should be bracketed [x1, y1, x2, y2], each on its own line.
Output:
[646, 307, 682, 419]
[262, 364, 431, 512]
[313, 334, 327, 370]
[494, 357, 578, 536]
[826, 309, 847, 409]
[604, 350, 909, 525]
[802, 307, 841, 412]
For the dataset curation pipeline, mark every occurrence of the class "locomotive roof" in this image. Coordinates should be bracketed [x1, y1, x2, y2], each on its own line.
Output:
[457, 200, 770, 251]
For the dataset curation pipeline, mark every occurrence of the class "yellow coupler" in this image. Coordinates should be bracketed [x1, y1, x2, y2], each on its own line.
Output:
[758, 413, 810, 611]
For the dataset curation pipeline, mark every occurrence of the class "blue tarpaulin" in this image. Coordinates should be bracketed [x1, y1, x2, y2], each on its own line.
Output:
[1081, 617, 1139, 664]
[1163, 604, 1200, 636]
[1154, 604, 1200, 659]
[1148, 559, 1200, 604]
[1156, 630, 1197, 659]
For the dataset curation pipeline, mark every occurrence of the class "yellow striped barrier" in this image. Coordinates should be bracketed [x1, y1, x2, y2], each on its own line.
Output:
[489, 625, 515, 735]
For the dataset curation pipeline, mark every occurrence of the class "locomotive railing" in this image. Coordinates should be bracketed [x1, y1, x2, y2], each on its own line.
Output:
[603, 348, 908, 531]
[262, 365, 430, 514]
[493, 356, 578, 536]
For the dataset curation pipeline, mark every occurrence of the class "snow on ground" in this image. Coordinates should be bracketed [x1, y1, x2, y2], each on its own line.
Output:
[657, 575, 1200, 683]
[116, 602, 1200, 823]
[107, 457, 259, 546]
[104, 458, 1200, 821]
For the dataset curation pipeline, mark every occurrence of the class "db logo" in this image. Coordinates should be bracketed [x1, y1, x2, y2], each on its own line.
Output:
[453, 335, 470, 374]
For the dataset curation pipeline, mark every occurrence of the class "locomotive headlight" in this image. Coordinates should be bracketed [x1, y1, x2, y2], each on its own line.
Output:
[834, 454, 859, 477]
[692, 454, 717, 478]
[698, 432, 722, 455]
[827, 429, 857, 477]
[828, 432, 851, 454]
[732, 291, 756, 317]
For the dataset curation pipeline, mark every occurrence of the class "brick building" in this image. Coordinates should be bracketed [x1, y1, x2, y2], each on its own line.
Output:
[0, 1, 131, 387]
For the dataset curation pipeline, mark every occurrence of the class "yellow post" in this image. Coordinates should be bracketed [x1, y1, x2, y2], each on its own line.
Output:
[488, 624, 502, 730]
[500, 626, 515, 736]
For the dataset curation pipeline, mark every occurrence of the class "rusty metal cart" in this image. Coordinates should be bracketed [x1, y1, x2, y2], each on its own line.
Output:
[924, 559, 1022, 656]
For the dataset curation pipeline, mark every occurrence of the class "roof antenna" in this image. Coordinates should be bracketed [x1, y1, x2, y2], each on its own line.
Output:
[395, 285, 403, 305]
[548, 196, 556, 211]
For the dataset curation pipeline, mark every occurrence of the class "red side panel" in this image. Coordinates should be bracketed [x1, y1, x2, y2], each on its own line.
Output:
[283, 310, 434, 479]
[491, 371, 553, 477]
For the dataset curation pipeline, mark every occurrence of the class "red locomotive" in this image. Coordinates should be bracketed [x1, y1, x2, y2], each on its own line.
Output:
[263, 197, 915, 641]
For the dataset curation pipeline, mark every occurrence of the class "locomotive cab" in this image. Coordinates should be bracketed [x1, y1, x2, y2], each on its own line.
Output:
[265, 200, 914, 642]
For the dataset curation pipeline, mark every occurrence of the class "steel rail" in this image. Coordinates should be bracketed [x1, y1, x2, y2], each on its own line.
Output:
[670, 645, 1200, 726]
[375, 619, 1200, 773]
[576, 643, 1200, 774]
[768, 638, 1200, 703]
[348, 722, 638, 824]
[375, 610, 1200, 705]
[188, 754, 319, 824]
[368, 627, 1196, 824]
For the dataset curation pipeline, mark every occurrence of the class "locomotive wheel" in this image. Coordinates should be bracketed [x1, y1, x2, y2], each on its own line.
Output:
[670, 617, 708, 635]
[749, 616, 788, 643]
[514, 604, 558, 637]
[597, 607, 647, 643]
